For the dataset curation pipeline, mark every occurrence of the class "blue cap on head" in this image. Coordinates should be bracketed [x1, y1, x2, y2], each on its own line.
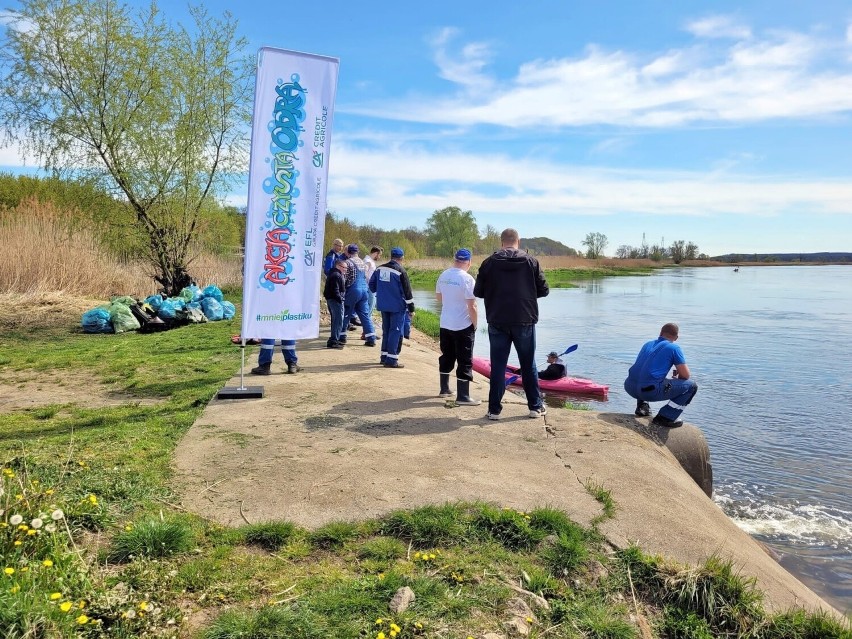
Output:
[347, 243, 359, 254]
[391, 247, 404, 258]
[455, 248, 472, 261]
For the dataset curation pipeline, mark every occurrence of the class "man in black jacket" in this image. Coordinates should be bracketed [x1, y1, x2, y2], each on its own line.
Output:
[474, 228, 549, 419]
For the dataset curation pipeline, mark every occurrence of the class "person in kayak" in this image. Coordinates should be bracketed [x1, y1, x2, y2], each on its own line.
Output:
[474, 228, 549, 420]
[538, 351, 567, 380]
[624, 322, 698, 428]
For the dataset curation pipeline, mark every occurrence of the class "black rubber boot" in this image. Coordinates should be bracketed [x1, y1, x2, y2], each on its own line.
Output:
[250, 363, 272, 375]
[635, 401, 651, 417]
[456, 379, 481, 406]
[439, 373, 453, 397]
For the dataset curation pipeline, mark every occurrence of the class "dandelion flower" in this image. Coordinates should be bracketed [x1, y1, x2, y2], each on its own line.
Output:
[76, 614, 89, 624]
[60, 602, 73, 612]
[27, 529, 37, 536]
[45, 489, 54, 495]
[14, 541, 22, 546]
[390, 632, 397, 638]
[50, 592, 62, 600]
[390, 624, 400, 632]
[4, 567, 14, 575]
[87, 494, 98, 505]
[45, 524, 56, 533]
[20, 566, 29, 572]
[51, 509, 64, 521]
[526, 616, 533, 623]
[377, 633, 386, 639]
[138, 601, 149, 611]
[31, 518, 43, 529]
[10, 514, 23, 526]
[375, 618, 384, 625]
[10, 584, 21, 593]
[42, 559, 53, 567]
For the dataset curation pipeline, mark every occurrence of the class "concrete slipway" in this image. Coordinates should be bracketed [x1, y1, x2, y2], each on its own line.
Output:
[173, 329, 837, 616]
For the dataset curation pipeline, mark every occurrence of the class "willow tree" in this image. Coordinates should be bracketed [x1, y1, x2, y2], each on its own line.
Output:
[0, 0, 252, 294]
[425, 206, 479, 258]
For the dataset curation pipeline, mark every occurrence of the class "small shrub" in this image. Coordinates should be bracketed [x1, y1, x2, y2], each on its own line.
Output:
[308, 521, 360, 549]
[108, 518, 193, 562]
[241, 521, 296, 551]
[659, 606, 714, 639]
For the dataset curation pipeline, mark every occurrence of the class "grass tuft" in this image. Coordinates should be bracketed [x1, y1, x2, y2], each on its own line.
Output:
[308, 521, 361, 549]
[241, 521, 297, 551]
[108, 518, 194, 562]
[381, 502, 471, 546]
[585, 480, 616, 522]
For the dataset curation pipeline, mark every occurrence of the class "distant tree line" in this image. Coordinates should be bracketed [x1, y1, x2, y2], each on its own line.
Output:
[614, 237, 702, 263]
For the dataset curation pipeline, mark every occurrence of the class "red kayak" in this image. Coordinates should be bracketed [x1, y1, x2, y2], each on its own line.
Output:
[472, 357, 609, 398]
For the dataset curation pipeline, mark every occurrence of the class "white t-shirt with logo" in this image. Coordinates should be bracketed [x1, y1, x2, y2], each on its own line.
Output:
[436, 267, 476, 331]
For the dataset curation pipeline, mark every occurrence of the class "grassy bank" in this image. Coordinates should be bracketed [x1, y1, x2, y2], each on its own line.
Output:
[1, 304, 850, 637]
[407, 265, 655, 291]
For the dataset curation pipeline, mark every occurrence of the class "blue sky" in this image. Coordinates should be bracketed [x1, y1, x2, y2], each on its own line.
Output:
[3, 1, 852, 256]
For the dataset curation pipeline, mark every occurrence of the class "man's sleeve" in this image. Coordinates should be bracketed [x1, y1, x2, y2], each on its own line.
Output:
[368, 270, 377, 293]
[671, 344, 687, 366]
[473, 259, 488, 298]
[322, 251, 334, 276]
[464, 274, 476, 299]
[534, 260, 549, 298]
[400, 269, 415, 313]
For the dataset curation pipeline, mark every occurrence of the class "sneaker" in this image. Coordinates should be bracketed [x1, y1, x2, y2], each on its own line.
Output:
[634, 401, 651, 417]
[529, 406, 547, 418]
[286, 363, 301, 374]
[652, 415, 683, 428]
[383, 361, 404, 368]
[486, 412, 501, 420]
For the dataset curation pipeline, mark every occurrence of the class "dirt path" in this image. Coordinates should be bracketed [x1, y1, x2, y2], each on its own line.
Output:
[172, 329, 837, 615]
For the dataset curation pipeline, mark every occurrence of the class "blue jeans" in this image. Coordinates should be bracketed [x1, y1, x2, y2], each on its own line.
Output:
[326, 298, 345, 344]
[380, 310, 406, 362]
[624, 377, 698, 421]
[258, 339, 297, 365]
[487, 323, 542, 415]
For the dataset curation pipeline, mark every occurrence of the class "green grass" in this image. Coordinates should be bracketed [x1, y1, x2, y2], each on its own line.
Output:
[2, 297, 850, 638]
[585, 480, 617, 522]
[410, 307, 440, 338]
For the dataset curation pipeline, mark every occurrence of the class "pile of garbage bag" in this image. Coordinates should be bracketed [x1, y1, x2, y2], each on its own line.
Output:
[81, 284, 236, 334]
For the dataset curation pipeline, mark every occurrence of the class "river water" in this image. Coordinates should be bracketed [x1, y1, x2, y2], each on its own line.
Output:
[413, 265, 852, 612]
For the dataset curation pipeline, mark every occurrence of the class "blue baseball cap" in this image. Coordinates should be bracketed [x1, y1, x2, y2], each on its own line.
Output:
[455, 248, 472, 261]
[346, 243, 359, 254]
[391, 247, 404, 258]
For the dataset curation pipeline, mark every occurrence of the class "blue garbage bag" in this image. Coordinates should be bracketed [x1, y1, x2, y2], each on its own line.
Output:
[201, 285, 223, 302]
[157, 299, 177, 320]
[179, 285, 201, 302]
[221, 300, 236, 320]
[200, 297, 224, 321]
[144, 294, 164, 311]
[81, 307, 113, 333]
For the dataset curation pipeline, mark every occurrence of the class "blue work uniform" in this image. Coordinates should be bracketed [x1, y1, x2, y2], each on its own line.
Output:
[369, 260, 414, 364]
[624, 337, 697, 422]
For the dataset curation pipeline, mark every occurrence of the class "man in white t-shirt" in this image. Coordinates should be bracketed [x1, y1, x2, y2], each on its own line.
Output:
[363, 246, 382, 320]
[435, 248, 480, 405]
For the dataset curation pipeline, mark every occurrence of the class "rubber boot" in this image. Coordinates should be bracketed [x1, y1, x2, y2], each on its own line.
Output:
[456, 379, 481, 406]
[439, 373, 453, 397]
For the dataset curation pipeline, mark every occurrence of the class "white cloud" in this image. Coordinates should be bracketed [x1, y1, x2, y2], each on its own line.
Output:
[685, 15, 752, 40]
[0, 141, 28, 166]
[325, 143, 852, 221]
[346, 23, 852, 129]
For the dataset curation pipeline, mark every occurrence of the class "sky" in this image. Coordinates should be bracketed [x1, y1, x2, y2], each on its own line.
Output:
[2, 0, 852, 256]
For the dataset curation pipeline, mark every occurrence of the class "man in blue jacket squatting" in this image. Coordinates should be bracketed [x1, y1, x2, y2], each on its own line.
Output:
[624, 322, 698, 428]
[369, 247, 415, 368]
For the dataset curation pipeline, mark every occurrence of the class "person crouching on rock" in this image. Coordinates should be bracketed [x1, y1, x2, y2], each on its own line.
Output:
[624, 322, 698, 428]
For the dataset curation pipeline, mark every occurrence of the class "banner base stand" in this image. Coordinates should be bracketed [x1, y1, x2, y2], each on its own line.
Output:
[217, 386, 264, 400]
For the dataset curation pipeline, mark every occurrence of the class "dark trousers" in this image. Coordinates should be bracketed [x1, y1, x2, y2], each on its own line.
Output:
[439, 324, 476, 381]
[487, 323, 542, 414]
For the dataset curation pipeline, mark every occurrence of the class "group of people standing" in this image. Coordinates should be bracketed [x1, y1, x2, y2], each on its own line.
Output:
[256, 227, 698, 427]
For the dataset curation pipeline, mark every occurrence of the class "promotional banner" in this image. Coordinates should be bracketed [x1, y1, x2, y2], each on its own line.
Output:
[241, 47, 339, 340]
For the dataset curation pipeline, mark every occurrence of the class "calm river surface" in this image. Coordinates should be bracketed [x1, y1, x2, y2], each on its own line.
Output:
[413, 265, 852, 612]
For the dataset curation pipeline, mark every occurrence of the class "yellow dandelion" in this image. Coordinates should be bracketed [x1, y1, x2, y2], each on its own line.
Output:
[3, 567, 14, 575]
[20, 567, 29, 572]
[78, 600, 86, 608]
[50, 592, 62, 600]
[75, 614, 89, 624]
[45, 489, 54, 495]
[415, 622, 423, 628]
[390, 623, 401, 632]
[10, 584, 21, 593]
[375, 618, 384, 625]
[87, 494, 98, 505]
[390, 632, 397, 638]
[414, 551, 421, 559]
[18, 524, 28, 531]
[526, 616, 533, 623]
[27, 529, 37, 536]
[60, 601, 73, 612]
[42, 559, 53, 567]
[13, 541, 22, 546]
[138, 601, 149, 611]
[377, 633, 386, 639]
[378, 572, 385, 580]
